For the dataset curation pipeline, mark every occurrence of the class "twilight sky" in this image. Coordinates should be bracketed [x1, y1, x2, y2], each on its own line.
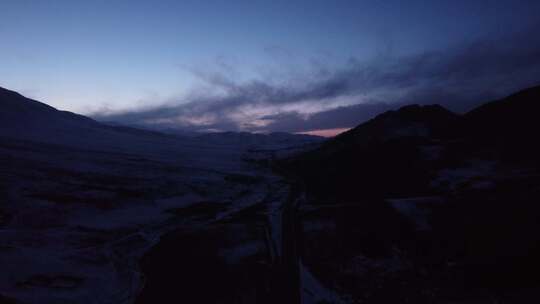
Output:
[2, 0, 540, 135]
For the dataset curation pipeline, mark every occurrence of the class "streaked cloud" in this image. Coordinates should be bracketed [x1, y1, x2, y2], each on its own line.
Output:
[94, 23, 540, 134]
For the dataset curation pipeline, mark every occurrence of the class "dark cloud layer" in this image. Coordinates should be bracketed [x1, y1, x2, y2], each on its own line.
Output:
[95, 23, 540, 133]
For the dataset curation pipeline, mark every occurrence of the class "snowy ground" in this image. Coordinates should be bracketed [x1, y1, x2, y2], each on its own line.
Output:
[0, 133, 318, 304]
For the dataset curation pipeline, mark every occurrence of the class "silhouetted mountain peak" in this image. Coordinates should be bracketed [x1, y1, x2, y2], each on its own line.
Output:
[285, 83, 540, 201]
[334, 103, 460, 145]
[371, 104, 458, 126]
[394, 103, 452, 118]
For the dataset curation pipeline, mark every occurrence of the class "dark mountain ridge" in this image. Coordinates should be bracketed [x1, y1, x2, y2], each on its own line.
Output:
[281, 84, 540, 302]
[464, 85, 540, 163]
[285, 84, 540, 200]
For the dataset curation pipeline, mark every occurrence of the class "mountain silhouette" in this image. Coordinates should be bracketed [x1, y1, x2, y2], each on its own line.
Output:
[282, 84, 540, 302]
[285, 84, 540, 200]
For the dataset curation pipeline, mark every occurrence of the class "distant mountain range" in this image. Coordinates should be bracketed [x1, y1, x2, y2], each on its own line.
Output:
[0, 86, 321, 159]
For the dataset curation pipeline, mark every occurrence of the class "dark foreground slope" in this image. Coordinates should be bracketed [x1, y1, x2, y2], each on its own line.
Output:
[282, 85, 540, 303]
[287, 84, 540, 200]
[286, 103, 463, 199]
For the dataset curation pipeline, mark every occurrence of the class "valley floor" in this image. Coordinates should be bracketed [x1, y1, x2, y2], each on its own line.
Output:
[0, 136, 326, 303]
[2, 135, 540, 303]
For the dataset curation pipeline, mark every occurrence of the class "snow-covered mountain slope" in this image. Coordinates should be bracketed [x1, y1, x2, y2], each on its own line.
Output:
[1, 87, 104, 142]
[0, 86, 320, 170]
[1, 86, 204, 169]
[0, 87, 318, 304]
